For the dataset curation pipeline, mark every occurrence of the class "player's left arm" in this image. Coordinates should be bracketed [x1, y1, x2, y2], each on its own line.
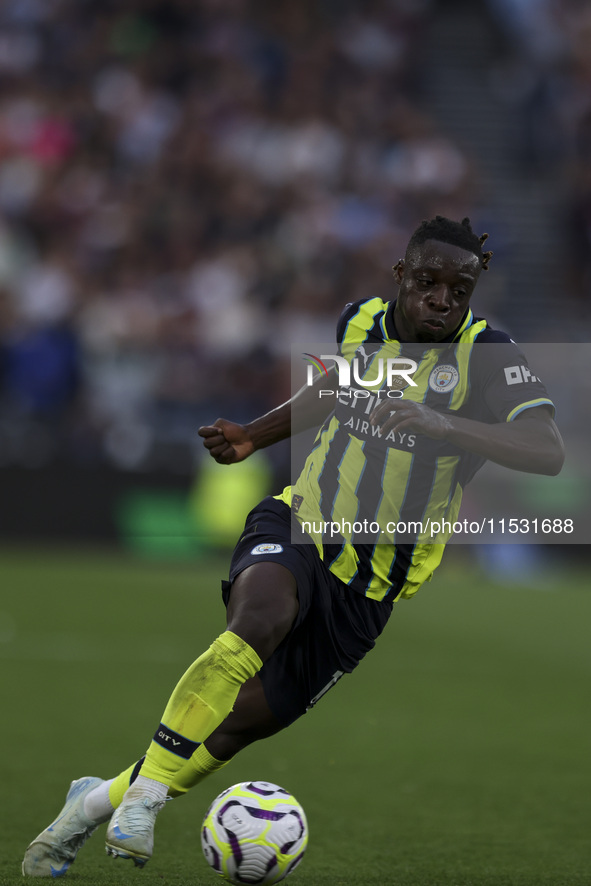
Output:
[369, 402, 565, 476]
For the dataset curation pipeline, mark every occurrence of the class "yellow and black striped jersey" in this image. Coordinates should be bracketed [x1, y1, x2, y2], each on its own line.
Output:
[277, 297, 555, 603]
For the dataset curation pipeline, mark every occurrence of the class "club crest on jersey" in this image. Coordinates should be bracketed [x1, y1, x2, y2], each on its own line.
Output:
[429, 364, 459, 393]
[251, 543, 283, 555]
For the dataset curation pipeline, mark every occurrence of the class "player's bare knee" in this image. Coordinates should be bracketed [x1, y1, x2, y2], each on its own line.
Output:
[227, 605, 295, 661]
[225, 562, 298, 660]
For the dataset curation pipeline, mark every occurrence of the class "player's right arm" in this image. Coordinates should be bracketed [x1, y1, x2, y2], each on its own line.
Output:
[198, 367, 337, 465]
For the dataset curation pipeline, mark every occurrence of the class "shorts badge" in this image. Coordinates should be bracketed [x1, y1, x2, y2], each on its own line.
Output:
[251, 543, 284, 555]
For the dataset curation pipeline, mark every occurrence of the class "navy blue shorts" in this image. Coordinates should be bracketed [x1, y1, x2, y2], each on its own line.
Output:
[222, 497, 393, 726]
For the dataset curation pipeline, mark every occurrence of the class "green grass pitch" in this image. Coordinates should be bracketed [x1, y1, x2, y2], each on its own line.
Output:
[1, 546, 590, 886]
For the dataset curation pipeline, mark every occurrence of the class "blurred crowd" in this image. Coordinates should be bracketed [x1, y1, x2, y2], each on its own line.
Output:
[486, 0, 591, 299]
[0, 0, 589, 476]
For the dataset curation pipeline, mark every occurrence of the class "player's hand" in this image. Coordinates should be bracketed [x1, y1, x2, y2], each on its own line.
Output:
[198, 419, 256, 464]
[369, 399, 451, 439]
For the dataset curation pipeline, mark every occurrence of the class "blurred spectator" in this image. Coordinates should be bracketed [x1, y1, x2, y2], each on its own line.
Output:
[0, 0, 585, 478]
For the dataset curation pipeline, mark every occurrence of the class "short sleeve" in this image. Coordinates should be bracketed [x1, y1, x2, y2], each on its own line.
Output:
[473, 338, 555, 422]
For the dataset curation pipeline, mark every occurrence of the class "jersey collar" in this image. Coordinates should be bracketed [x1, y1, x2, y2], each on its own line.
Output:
[385, 300, 473, 343]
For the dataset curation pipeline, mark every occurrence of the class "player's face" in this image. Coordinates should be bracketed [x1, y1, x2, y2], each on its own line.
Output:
[393, 239, 481, 343]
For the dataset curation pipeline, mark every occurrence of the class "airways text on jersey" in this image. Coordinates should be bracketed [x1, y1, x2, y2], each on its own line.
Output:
[336, 386, 417, 449]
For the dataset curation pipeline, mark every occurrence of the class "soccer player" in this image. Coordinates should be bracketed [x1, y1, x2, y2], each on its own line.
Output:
[22, 216, 564, 877]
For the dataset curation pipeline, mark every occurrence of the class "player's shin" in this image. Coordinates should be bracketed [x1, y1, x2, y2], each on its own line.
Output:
[105, 632, 261, 865]
[139, 630, 261, 787]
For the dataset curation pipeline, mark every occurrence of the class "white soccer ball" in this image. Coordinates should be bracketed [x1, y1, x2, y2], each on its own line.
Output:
[201, 781, 308, 885]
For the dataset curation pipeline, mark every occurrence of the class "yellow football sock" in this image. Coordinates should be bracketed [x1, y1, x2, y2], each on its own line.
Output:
[106, 746, 229, 808]
[168, 744, 230, 797]
[139, 630, 262, 785]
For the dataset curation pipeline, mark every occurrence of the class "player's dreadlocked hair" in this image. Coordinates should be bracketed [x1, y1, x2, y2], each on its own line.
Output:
[403, 216, 493, 271]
